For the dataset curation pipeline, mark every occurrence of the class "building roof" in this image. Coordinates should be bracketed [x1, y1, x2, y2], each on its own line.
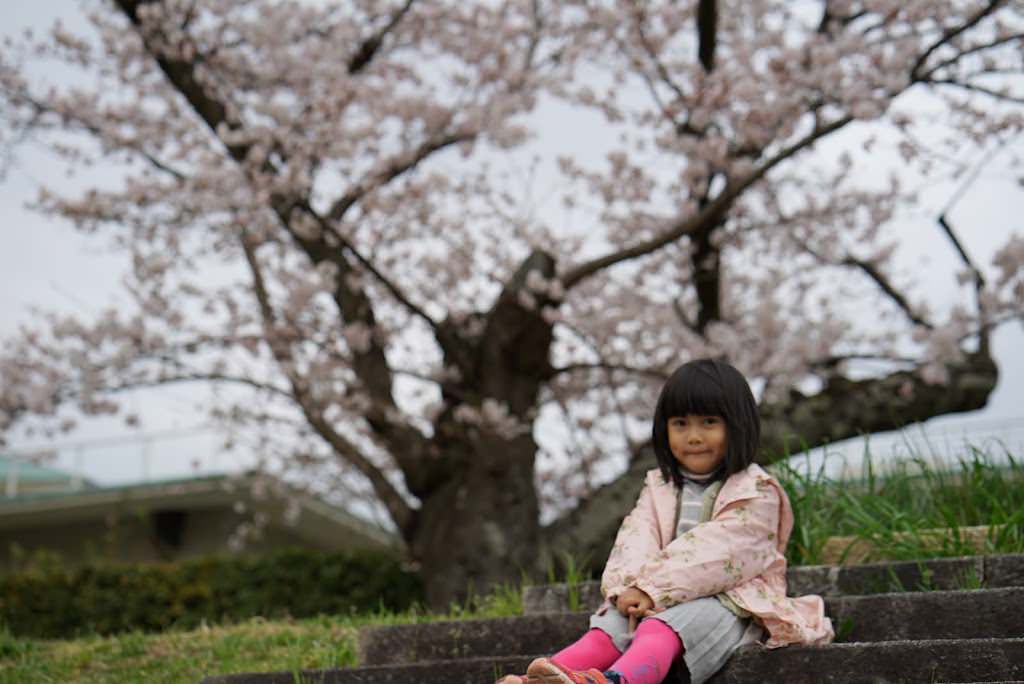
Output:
[0, 453, 86, 484]
[0, 470, 400, 551]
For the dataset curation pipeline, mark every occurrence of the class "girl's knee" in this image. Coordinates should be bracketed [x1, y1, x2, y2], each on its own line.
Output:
[635, 618, 683, 649]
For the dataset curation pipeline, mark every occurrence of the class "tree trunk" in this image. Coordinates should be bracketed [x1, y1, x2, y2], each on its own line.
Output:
[541, 447, 653, 577]
[759, 350, 998, 459]
[408, 249, 556, 608]
[410, 430, 542, 608]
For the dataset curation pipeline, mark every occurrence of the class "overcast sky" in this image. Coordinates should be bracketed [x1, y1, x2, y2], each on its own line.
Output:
[2, 1, 1023, 488]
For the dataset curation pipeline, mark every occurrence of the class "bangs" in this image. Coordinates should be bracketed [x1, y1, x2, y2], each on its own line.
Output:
[658, 364, 730, 419]
[652, 358, 761, 487]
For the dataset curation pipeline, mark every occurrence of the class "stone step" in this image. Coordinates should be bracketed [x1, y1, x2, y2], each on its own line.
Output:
[357, 587, 1024, 666]
[200, 638, 1024, 683]
[524, 553, 1024, 614]
[713, 638, 1024, 684]
[830, 587, 1023, 643]
[198, 655, 531, 684]
[199, 555, 1024, 684]
[359, 613, 587, 667]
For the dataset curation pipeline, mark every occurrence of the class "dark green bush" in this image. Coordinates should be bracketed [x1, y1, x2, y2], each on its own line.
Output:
[0, 547, 423, 638]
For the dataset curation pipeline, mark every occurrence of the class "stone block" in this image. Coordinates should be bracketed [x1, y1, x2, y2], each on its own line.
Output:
[986, 554, 1024, 589]
[199, 655, 535, 684]
[827, 588, 1024, 643]
[359, 613, 588, 666]
[522, 582, 602, 614]
[828, 555, 985, 596]
[712, 638, 1024, 684]
[787, 564, 840, 597]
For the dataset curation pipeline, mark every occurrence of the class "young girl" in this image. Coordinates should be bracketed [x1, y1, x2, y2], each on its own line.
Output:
[500, 359, 833, 684]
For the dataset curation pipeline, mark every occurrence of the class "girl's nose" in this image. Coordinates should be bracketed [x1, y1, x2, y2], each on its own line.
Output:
[687, 431, 703, 443]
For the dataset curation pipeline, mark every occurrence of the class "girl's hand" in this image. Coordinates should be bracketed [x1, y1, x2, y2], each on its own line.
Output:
[615, 587, 655, 631]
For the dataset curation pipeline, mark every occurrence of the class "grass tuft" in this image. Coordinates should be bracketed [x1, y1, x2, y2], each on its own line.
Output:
[775, 445, 1024, 566]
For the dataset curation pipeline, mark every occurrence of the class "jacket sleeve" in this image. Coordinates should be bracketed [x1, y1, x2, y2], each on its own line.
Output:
[600, 478, 664, 602]
[633, 478, 781, 610]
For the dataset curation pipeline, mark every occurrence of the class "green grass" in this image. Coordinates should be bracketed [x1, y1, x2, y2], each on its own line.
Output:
[0, 585, 526, 684]
[776, 445, 1024, 566]
[546, 552, 591, 612]
[0, 615, 357, 683]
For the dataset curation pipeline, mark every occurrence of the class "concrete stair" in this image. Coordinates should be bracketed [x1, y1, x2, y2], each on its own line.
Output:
[201, 554, 1024, 684]
[521, 553, 1024, 612]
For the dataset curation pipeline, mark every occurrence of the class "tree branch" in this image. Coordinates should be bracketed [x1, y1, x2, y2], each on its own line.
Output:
[919, 32, 1024, 81]
[672, 297, 700, 333]
[809, 353, 918, 371]
[933, 133, 1016, 354]
[759, 349, 998, 459]
[924, 79, 1024, 104]
[561, 116, 852, 290]
[794, 238, 933, 330]
[305, 208, 439, 332]
[325, 130, 476, 223]
[939, 214, 989, 353]
[910, 0, 1005, 81]
[546, 362, 669, 382]
[240, 235, 414, 534]
[696, 0, 717, 73]
[543, 441, 653, 573]
[938, 216, 986, 292]
[102, 372, 293, 400]
[690, 219, 722, 333]
[817, 4, 868, 36]
[113, 0, 442, 446]
[631, 7, 698, 136]
[347, 0, 417, 75]
[14, 92, 189, 182]
[114, 0, 252, 163]
[840, 255, 933, 330]
[298, 399, 415, 537]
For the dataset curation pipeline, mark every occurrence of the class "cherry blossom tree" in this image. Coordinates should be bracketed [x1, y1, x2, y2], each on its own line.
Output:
[1, 0, 1022, 606]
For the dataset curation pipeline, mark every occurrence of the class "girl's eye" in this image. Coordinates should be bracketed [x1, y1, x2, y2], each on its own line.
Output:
[702, 417, 720, 425]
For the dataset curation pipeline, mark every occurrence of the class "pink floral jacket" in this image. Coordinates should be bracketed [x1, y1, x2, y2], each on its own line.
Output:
[601, 464, 834, 648]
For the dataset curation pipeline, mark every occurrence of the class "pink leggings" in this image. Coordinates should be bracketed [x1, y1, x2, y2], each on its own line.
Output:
[551, 620, 683, 684]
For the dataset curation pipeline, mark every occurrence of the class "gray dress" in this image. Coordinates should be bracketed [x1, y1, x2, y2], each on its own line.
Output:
[590, 479, 763, 684]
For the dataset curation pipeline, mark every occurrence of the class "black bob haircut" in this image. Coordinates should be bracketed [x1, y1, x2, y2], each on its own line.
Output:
[651, 358, 761, 488]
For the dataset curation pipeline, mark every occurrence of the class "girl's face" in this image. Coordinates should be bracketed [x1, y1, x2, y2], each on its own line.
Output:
[666, 414, 727, 474]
